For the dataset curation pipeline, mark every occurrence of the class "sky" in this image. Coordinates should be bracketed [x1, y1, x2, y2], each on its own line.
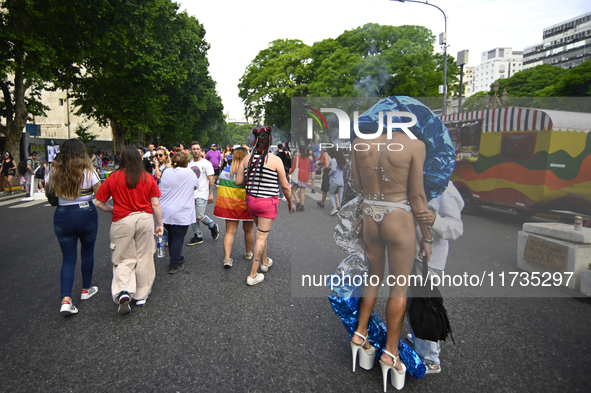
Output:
[178, 0, 590, 120]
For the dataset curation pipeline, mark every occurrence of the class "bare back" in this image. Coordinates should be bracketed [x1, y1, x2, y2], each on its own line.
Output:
[352, 133, 425, 203]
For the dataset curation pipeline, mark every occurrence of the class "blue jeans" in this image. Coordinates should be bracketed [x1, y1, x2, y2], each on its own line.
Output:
[408, 259, 443, 366]
[164, 224, 188, 266]
[54, 201, 98, 298]
[328, 182, 343, 209]
[190, 198, 215, 237]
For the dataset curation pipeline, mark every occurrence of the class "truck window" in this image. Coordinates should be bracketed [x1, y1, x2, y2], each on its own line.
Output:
[500, 133, 536, 160]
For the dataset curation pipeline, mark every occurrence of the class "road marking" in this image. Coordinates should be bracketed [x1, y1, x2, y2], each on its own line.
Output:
[9, 199, 49, 208]
[304, 188, 321, 201]
[0, 196, 26, 206]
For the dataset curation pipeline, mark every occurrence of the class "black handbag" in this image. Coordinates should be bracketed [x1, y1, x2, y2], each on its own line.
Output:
[45, 186, 59, 206]
[408, 256, 454, 343]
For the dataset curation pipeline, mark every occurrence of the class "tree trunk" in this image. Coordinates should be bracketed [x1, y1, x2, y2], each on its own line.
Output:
[111, 119, 127, 152]
[0, 56, 29, 163]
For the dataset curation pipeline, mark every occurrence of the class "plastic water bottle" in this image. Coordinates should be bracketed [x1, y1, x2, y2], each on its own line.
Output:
[156, 235, 164, 258]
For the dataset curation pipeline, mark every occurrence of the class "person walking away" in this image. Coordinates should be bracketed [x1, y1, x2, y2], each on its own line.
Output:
[159, 152, 200, 273]
[236, 126, 295, 286]
[317, 148, 331, 208]
[307, 147, 317, 193]
[95, 146, 163, 315]
[48, 140, 101, 316]
[213, 147, 254, 267]
[407, 181, 464, 374]
[275, 144, 290, 201]
[290, 145, 311, 212]
[328, 149, 346, 215]
[205, 143, 223, 186]
[350, 130, 433, 390]
[0, 152, 17, 195]
[187, 142, 219, 245]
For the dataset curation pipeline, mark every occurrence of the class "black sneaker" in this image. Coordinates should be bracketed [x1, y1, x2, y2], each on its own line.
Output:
[186, 235, 203, 246]
[317, 201, 324, 208]
[168, 263, 185, 274]
[180, 255, 185, 263]
[210, 223, 220, 240]
[296, 205, 305, 212]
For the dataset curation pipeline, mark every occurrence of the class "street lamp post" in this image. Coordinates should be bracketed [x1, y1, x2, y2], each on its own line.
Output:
[392, 0, 448, 116]
[484, 82, 509, 108]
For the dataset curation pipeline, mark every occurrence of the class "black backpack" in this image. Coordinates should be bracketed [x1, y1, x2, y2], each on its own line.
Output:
[17, 159, 29, 176]
[408, 256, 455, 343]
[35, 165, 45, 179]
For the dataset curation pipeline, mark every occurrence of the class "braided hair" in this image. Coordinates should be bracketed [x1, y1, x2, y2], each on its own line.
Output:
[246, 126, 273, 197]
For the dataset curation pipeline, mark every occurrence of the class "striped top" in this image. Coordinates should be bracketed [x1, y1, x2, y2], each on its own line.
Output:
[244, 154, 279, 198]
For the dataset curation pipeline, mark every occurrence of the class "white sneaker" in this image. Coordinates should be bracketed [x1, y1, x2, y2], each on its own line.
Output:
[279, 196, 287, 201]
[135, 296, 148, 306]
[224, 258, 233, 268]
[60, 300, 78, 316]
[247, 273, 265, 286]
[245, 252, 253, 260]
[330, 208, 339, 216]
[260, 258, 273, 272]
[80, 286, 98, 300]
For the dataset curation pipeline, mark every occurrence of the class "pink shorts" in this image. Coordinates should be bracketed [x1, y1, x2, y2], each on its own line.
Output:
[246, 195, 279, 219]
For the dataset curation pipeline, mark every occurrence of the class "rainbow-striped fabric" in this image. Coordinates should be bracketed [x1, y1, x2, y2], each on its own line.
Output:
[213, 167, 253, 221]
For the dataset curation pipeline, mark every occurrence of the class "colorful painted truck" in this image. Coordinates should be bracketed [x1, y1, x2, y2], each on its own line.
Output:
[442, 107, 591, 216]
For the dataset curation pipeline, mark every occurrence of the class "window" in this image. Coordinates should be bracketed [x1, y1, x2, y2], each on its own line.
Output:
[500, 133, 537, 160]
[59, 99, 64, 106]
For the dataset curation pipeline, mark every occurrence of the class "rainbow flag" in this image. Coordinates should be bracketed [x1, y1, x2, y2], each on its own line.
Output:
[214, 168, 253, 221]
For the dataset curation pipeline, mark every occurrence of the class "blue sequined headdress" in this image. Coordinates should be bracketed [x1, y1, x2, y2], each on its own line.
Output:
[353, 96, 455, 200]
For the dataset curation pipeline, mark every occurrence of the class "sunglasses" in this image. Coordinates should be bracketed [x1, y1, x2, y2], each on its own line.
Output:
[157, 154, 166, 157]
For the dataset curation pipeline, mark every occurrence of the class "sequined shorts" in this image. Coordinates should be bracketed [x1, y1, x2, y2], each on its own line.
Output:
[363, 199, 411, 223]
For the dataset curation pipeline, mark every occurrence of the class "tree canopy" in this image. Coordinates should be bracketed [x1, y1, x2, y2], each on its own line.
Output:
[462, 60, 591, 113]
[238, 23, 459, 142]
[1, 0, 223, 159]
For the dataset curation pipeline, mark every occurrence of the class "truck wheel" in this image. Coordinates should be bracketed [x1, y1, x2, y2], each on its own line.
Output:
[460, 188, 479, 215]
[516, 209, 537, 217]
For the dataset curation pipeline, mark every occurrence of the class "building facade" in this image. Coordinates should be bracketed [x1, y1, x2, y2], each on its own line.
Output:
[523, 12, 591, 70]
[462, 66, 474, 98]
[472, 48, 523, 94]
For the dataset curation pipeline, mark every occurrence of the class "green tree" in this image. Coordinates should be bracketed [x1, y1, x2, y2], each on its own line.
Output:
[238, 23, 459, 136]
[0, 0, 89, 161]
[74, 123, 97, 144]
[537, 59, 591, 97]
[497, 64, 565, 97]
[238, 39, 311, 128]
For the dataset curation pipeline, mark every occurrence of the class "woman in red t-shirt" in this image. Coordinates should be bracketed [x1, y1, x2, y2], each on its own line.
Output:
[95, 146, 164, 315]
[290, 145, 311, 212]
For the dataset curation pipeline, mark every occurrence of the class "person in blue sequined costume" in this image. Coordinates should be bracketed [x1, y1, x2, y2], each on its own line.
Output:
[350, 126, 434, 389]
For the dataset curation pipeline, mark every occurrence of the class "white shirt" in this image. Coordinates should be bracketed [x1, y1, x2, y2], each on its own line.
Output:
[415, 182, 464, 271]
[159, 167, 200, 225]
[56, 170, 101, 206]
[188, 159, 214, 200]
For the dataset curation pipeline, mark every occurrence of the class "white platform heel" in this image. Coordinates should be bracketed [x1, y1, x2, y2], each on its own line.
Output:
[379, 349, 406, 391]
[350, 331, 376, 372]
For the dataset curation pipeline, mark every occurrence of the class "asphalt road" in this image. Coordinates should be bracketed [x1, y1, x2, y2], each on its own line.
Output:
[0, 188, 589, 392]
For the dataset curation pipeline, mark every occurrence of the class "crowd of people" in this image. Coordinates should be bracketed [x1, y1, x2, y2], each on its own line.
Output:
[31, 122, 462, 389]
